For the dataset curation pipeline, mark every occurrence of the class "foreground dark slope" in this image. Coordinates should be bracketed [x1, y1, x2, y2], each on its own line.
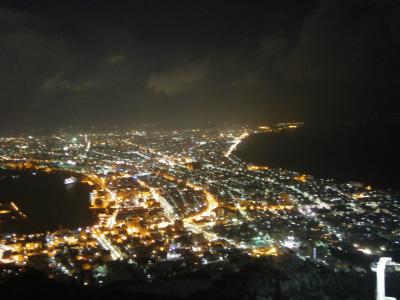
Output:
[2, 254, 390, 300]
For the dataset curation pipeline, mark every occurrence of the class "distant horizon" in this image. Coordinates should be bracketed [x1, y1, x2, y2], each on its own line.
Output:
[1, 115, 399, 136]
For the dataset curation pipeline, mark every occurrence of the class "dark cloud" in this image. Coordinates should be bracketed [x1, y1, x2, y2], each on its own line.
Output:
[0, 0, 399, 132]
[41, 72, 99, 92]
[148, 61, 208, 96]
[106, 53, 127, 66]
[276, 0, 400, 119]
[281, 0, 400, 84]
[0, 8, 63, 95]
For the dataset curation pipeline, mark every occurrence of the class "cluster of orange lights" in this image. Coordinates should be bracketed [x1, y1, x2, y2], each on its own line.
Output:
[241, 204, 293, 212]
[247, 164, 269, 171]
[250, 246, 278, 257]
[294, 174, 308, 183]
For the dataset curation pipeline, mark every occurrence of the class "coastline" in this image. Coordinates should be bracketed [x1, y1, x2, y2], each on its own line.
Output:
[235, 124, 400, 192]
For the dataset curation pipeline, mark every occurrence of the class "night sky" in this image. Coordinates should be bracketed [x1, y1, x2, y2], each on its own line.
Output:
[0, 0, 399, 133]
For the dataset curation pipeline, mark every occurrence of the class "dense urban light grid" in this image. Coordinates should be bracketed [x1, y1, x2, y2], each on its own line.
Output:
[1, 123, 399, 287]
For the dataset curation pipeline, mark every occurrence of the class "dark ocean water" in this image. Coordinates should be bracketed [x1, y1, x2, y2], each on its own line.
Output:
[236, 120, 400, 191]
[0, 169, 95, 234]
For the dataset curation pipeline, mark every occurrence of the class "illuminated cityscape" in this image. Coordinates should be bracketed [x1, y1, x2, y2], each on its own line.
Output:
[1, 123, 399, 291]
[1, 1, 399, 298]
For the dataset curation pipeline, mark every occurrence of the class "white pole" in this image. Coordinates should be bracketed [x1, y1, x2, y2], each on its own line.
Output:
[374, 257, 394, 300]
